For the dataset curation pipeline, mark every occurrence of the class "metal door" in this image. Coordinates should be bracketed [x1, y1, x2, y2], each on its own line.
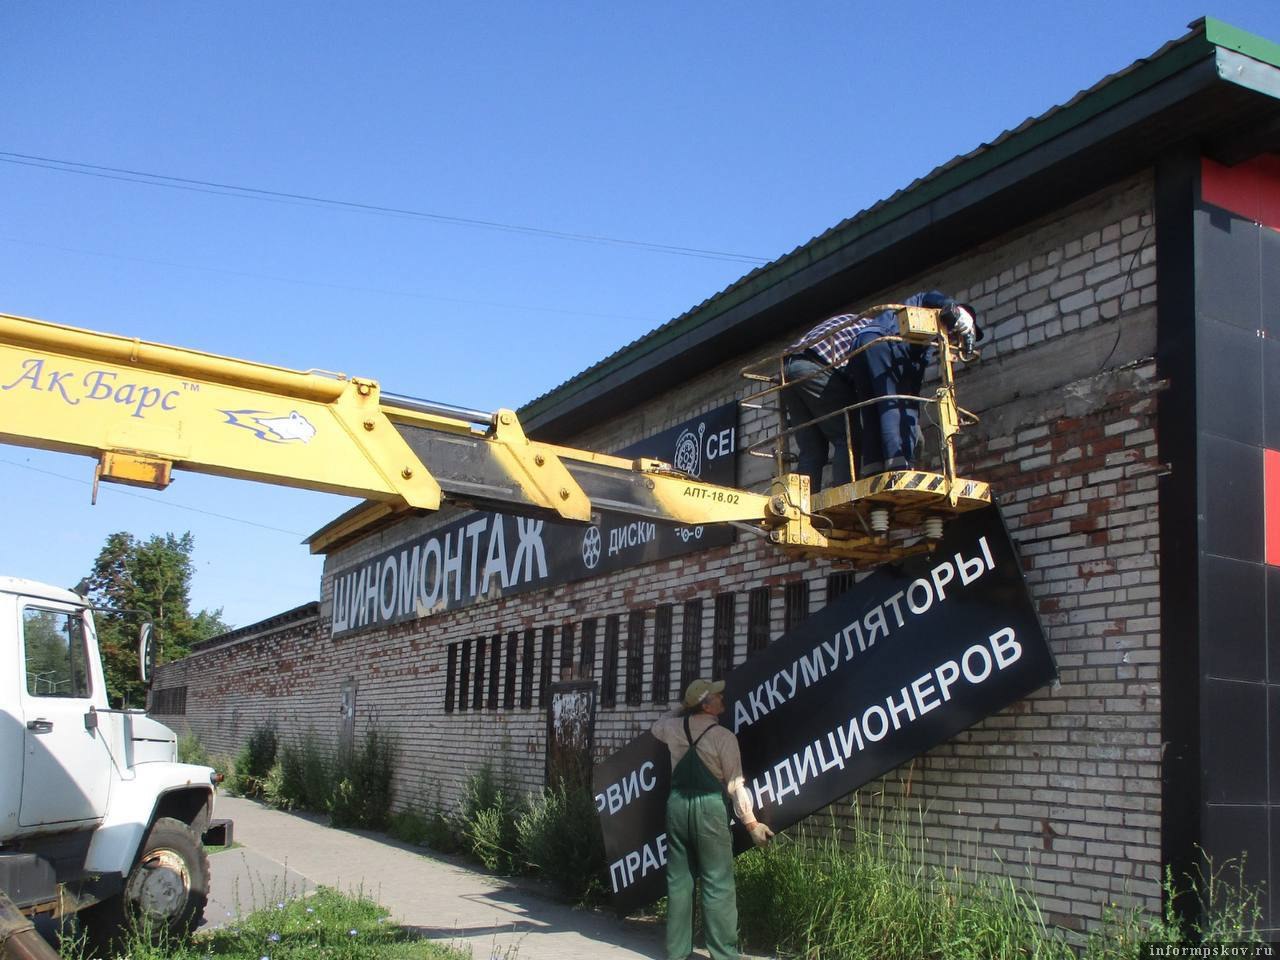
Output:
[545, 680, 596, 786]
[18, 603, 111, 826]
[338, 678, 357, 755]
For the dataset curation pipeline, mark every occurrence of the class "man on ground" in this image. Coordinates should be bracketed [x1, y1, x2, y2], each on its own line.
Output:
[651, 679, 773, 960]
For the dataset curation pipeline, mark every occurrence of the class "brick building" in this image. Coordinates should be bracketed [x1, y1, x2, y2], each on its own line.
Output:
[155, 19, 1280, 935]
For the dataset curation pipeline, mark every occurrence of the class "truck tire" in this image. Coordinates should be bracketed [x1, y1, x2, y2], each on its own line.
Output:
[80, 817, 209, 953]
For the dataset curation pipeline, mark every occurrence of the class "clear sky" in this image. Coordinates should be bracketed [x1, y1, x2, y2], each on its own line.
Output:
[3, 2, 1278, 628]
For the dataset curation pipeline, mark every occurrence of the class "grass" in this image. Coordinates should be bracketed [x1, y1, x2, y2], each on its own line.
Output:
[60, 887, 470, 960]
[734, 806, 1266, 960]
[735, 807, 1073, 960]
[388, 802, 462, 855]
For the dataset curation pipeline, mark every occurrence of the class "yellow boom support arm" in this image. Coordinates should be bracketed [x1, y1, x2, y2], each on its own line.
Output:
[0, 310, 990, 562]
[0, 313, 789, 552]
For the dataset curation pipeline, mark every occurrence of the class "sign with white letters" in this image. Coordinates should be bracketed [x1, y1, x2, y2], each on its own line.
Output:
[328, 404, 738, 637]
[592, 504, 1056, 911]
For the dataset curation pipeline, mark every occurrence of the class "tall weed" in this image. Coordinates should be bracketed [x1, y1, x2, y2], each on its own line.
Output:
[229, 725, 277, 799]
[459, 765, 523, 874]
[272, 726, 334, 812]
[516, 777, 606, 902]
[330, 723, 397, 830]
[389, 785, 462, 854]
[1080, 857, 1265, 960]
[176, 730, 208, 767]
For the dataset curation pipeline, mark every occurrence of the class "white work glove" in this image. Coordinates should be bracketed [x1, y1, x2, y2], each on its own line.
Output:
[948, 305, 975, 339]
[945, 305, 977, 355]
[745, 821, 775, 846]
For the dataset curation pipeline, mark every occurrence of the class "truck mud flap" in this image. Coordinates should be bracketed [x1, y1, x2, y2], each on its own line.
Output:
[202, 819, 233, 848]
[0, 855, 55, 912]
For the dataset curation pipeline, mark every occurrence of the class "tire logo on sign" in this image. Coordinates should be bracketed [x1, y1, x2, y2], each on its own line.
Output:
[673, 423, 705, 477]
[582, 526, 602, 569]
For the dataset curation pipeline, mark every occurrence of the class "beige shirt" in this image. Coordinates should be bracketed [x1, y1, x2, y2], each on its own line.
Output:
[651, 712, 755, 824]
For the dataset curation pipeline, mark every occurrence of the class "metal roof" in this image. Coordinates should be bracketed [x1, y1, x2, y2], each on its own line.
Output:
[191, 600, 320, 651]
[519, 17, 1280, 441]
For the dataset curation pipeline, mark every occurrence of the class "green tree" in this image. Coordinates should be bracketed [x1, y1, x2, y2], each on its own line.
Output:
[86, 531, 232, 706]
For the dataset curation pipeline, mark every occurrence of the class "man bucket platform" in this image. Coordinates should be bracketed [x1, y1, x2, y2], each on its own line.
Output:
[652, 679, 774, 960]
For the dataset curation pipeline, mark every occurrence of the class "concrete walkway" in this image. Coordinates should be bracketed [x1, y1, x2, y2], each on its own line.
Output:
[206, 795, 672, 960]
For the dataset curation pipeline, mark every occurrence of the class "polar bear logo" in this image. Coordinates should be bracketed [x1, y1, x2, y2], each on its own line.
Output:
[221, 409, 317, 444]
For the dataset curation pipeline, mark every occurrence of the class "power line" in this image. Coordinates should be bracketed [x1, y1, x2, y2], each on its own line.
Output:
[0, 151, 771, 265]
[0, 457, 308, 537]
[0, 235, 661, 324]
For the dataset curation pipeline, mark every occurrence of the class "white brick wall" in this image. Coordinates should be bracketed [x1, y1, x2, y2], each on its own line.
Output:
[157, 172, 1163, 932]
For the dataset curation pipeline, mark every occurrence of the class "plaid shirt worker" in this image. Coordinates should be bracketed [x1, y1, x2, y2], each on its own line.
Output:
[787, 313, 874, 366]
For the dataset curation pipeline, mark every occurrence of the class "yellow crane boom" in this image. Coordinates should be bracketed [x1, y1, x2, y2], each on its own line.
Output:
[0, 310, 990, 561]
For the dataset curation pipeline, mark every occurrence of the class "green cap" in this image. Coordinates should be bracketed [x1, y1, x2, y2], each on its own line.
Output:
[683, 678, 725, 708]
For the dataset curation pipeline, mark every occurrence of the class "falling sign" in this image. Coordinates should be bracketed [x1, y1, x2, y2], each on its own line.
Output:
[591, 504, 1057, 911]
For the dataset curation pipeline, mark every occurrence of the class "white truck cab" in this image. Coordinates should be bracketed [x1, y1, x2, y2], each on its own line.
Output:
[0, 577, 228, 959]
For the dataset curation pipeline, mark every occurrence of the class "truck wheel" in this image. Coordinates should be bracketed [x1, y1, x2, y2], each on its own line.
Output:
[81, 817, 210, 951]
[126, 817, 210, 934]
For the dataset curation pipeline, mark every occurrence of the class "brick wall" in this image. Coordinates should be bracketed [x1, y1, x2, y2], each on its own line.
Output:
[156, 172, 1162, 930]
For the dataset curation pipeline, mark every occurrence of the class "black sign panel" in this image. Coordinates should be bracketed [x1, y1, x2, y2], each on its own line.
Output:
[329, 404, 738, 637]
[592, 504, 1056, 911]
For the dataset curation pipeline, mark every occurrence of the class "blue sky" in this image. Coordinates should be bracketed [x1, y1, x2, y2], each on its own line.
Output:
[3, 2, 1279, 627]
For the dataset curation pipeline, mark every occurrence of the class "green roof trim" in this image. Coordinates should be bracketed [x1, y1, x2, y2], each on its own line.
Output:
[521, 17, 1274, 427]
[1204, 16, 1280, 69]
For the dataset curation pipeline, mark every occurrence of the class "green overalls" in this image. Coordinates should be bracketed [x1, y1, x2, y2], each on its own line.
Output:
[665, 717, 738, 960]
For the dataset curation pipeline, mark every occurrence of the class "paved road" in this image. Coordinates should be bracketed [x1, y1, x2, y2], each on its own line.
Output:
[206, 795, 673, 960]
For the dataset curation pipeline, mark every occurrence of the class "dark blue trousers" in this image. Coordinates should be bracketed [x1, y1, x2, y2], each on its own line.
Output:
[847, 327, 930, 472]
[782, 354, 858, 491]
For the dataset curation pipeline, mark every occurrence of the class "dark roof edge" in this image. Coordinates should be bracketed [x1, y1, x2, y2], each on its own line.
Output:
[519, 18, 1271, 431]
[191, 600, 320, 651]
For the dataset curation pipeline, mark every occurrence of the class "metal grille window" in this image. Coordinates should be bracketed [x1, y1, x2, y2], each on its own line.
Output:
[712, 593, 735, 680]
[151, 686, 187, 715]
[504, 632, 518, 709]
[472, 637, 486, 711]
[578, 618, 597, 679]
[784, 580, 810, 633]
[538, 626, 554, 707]
[459, 639, 472, 711]
[827, 570, 856, 602]
[445, 643, 458, 713]
[559, 623, 575, 682]
[520, 629, 535, 709]
[625, 610, 646, 706]
[652, 604, 672, 705]
[680, 600, 703, 692]
[747, 587, 771, 658]
[602, 614, 621, 707]
[488, 634, 501, 709]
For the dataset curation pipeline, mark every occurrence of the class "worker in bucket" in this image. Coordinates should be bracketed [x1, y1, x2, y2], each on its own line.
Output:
[780, 313, 864, 491]
[847, 291, 980, 474]
[782, 295, 979, 485]
[651, 678, 773, 960]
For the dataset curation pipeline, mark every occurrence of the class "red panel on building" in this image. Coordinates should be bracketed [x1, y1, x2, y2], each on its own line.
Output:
[1267, 448, 1280, 567]
[1202, 155, 1280, 231]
